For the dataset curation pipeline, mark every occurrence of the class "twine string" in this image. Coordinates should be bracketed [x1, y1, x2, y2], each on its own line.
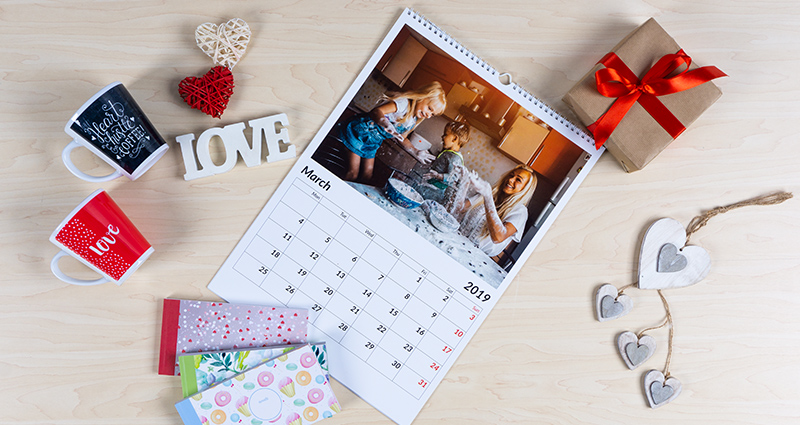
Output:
[636, 317, 668, 339]
[685, 192, 792, 245]
[657, 289, 674, 377]
[621, 192, 791, 377]
[617, 282, 637, 296]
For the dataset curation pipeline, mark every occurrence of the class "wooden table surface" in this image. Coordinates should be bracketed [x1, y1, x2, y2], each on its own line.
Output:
[2, 1, 799, 424]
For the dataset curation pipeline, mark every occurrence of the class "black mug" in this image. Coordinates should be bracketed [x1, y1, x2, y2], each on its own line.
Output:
[62, 82, 168, 182]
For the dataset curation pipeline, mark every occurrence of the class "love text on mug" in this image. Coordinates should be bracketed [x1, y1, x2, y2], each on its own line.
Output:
[88, 224, 121, 256]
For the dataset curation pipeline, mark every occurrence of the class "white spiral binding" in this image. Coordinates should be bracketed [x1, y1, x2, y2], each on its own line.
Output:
[406, 9, 594, 144]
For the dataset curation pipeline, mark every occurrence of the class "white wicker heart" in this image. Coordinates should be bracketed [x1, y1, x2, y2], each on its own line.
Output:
[195, 18, 251, 69]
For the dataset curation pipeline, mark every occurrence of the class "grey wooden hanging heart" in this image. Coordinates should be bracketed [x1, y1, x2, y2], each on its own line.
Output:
[617, 331, 656, 370]
[643, 369, 682, 408]
[595, 284, 633, 322]
[639, 218, 711, 290]
[657, 243, 687, 272]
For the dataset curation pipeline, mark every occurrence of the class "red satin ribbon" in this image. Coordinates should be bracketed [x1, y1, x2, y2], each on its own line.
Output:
[587, 50, 727, 149]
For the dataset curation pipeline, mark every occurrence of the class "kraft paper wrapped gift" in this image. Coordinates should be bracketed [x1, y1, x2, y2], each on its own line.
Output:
[563, 18, 725, 172]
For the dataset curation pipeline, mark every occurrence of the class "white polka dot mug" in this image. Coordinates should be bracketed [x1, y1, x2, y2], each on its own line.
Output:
[49, 189, 153, 286]
[62, 82, 169, 182]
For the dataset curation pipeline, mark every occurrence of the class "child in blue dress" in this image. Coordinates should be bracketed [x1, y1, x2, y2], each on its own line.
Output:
[340, 81, 447, 182]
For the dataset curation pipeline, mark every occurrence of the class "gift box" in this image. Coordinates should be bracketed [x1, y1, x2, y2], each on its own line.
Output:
[563, 18, 725, 172]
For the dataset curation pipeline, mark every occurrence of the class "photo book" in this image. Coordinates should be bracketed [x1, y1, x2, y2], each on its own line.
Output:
[178, 343, 328, 397]
[175, 344, 339, 425]
[159, 298, 309, 375]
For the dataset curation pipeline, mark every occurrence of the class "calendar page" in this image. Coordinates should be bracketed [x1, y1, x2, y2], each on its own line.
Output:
[208, 9, 601, 425]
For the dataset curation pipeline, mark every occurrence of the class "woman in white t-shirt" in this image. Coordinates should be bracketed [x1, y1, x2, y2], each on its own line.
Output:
[461, 164, 537, 258]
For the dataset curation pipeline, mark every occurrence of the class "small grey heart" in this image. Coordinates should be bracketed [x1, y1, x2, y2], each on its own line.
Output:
[625, 343, 650, 366]
[650, 381, 675, 405]
[600, 295, 624, 318]
[644, 369, 682, 408]
[657, 243, 687, 273]
[618, 332, 655, 369]
[595, 285, 633, 322]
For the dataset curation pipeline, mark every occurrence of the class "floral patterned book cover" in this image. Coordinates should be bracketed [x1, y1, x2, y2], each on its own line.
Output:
[159, 299, 309, 375]
[178, 344, 328, 397]
[175, 344, 340, 425]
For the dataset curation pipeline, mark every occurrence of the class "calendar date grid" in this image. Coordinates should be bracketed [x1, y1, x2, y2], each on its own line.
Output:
[235, 179, 485, 399]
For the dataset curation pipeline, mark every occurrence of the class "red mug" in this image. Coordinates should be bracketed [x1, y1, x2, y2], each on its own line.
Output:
[49, 190, 153, 286]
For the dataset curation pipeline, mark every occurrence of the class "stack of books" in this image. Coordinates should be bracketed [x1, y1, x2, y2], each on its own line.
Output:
[159, 299, 340, 425]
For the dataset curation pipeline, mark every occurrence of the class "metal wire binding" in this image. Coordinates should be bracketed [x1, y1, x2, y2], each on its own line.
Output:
[406, 8, 595, 145]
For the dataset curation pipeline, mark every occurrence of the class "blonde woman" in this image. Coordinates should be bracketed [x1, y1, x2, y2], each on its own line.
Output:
[339, 81, 447, 182]
[461, 164, 537, 257]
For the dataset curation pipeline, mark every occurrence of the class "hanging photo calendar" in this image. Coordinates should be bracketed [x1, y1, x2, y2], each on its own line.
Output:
[208, 8, 601, 424]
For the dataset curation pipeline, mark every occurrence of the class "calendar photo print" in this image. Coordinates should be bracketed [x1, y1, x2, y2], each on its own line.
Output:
[208, 9, 600, 425]
[309, 21, 594, 289]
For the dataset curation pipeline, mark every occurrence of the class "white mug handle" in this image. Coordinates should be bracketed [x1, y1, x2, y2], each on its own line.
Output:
[50, 250, 109, 286]
[62, 140, 124, 182]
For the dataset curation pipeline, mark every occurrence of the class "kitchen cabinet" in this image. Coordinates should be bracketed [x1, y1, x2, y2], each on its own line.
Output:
[443, 83, 481, 120]
[458, 106, 504, 141]
[380, 35, 427, 87]
[497, 114, 550, 163]
[529, 130, 585, 185]
[405, 50, 464, 92]
[482, 94, 515, 124]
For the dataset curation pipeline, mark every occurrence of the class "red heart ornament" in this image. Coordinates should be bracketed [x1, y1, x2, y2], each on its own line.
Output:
[178, 66, 234, 118]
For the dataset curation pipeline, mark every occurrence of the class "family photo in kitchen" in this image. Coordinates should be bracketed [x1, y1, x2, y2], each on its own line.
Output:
[311, 25, 591, 288]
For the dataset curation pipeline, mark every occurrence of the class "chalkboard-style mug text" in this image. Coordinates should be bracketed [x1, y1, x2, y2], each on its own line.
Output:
[62, 82, 168, 182]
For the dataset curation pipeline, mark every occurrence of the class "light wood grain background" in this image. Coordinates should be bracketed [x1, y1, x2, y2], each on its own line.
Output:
[2, 1, 799, 424]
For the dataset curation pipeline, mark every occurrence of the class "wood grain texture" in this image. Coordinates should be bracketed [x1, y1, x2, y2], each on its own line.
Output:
[2, 1, 799, 424]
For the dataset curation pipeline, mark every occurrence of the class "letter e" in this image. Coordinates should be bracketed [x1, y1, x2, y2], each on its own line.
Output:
[249, 113, 296, 163]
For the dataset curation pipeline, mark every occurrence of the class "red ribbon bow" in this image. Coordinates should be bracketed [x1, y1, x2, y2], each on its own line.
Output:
[587, 50, 727, 149]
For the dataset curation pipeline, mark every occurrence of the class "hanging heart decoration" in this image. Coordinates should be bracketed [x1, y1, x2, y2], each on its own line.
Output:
[592, 193, 792, 409]
[617, 331, 656, 370]
[178, 66, 234, 119]
[595, 284, 633, 322]
[643, 370, 682, 408]
[638, 218, 711, 290]
[195, 18, 251, 69]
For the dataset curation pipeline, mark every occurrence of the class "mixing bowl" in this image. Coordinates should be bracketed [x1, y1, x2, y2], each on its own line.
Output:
[426, 201, 460, 233]
[385, 178, 423, 209]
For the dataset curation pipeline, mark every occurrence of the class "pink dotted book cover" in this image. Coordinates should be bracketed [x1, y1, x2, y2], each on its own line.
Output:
[159, 299, 309, 375]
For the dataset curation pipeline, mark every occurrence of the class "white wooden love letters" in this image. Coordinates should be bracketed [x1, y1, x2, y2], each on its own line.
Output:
[176, 113, 296, 181]
[638, 218, 711, 290]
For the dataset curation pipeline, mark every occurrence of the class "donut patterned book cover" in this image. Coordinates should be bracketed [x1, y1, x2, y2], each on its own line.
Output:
[159, 299, 309, 375]
[178, 343, 328, 397]
[175, 344, 340, 425]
